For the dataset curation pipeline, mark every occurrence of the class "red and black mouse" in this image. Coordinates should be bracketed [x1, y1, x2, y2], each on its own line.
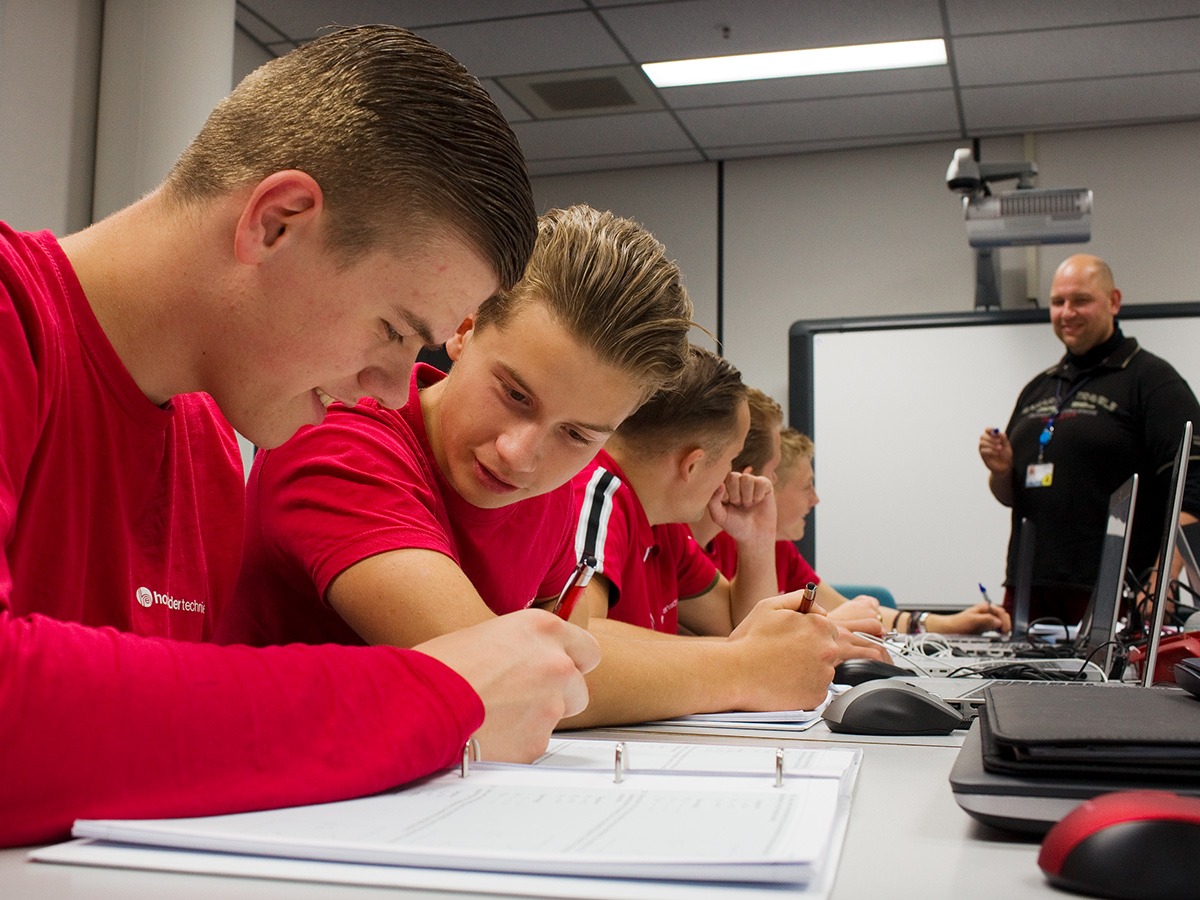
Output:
[1038, 790, 1200, 900]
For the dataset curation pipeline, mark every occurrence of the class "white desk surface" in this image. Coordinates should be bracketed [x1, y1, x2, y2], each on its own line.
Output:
[2, 720, 1062, 899]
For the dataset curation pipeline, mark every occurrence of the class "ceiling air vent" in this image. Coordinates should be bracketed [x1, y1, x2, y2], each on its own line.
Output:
[499, 66, 663, 119]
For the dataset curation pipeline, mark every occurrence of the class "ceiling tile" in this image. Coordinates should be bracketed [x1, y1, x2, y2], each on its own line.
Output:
[512, 110, 696, 159]
[677, 90, 961, 147]
[233, 0, 1200, 176]
[529, 149, 707, 176]
[599, 0, 944, 62]
[953, 20, 1200, 86]
[417, 12, 629, 78]
[945, 0, 1200, 35]
[961, 72, 1200, 133]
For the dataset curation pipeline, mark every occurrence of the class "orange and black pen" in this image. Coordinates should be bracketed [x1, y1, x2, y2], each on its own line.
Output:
[553, 555, 597, 620]
[799, 581, 818, 614]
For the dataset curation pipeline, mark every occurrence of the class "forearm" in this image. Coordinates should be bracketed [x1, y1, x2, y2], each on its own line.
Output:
[0, 611, 480, 846]
[564, 605, 839, 727]
[562, 631, 754, 727]
[988, 470, 1014, 506]
[728, 538, 779, 626]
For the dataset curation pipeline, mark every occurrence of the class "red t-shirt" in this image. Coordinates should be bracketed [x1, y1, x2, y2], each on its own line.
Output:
[219, 364, 578, 646]
[0, 225, 482, 846]
[703, 531, 821, 594]
[571, 450, 718, 633]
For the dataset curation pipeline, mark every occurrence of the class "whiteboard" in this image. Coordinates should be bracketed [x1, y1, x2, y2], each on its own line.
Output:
[787, 304, 1200, 609]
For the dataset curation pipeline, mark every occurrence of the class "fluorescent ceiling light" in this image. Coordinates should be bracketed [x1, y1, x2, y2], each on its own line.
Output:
[642, 38, 947, 88]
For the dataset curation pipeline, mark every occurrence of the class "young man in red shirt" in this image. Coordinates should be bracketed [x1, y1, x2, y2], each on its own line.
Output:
[0, 26, 597, 847]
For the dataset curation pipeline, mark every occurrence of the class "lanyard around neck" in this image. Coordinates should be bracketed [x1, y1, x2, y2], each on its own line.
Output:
[1037, 374, 1092, 463]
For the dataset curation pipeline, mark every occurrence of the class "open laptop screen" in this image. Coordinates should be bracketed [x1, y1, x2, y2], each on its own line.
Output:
[1010, 517, 1035, 639]
[1078, 474, 1138, 675]
[1141, 420, 1193, 687]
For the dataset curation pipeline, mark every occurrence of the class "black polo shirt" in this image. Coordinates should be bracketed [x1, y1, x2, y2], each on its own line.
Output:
[1004, 327, 1200, 594]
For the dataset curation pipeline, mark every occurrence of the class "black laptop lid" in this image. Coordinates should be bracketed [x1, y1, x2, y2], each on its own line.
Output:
[1142, 420, 1193, 687]
[1010, 517, 1035, 639]
[1077, 474, 1138, 674]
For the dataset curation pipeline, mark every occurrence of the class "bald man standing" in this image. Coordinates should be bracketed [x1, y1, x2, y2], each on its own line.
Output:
[979, 254, 1200, 624]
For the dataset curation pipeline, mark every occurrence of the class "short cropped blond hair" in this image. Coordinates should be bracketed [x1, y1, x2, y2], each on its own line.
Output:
[731, 388, 784, 474]
[776, 428, 815, 484]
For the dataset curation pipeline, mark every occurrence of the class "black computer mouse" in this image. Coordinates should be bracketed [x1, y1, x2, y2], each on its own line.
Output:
[1175, 658, 1200, 699]
[833, 658, 914, 686]
[821, 679, 963, 735]
[1038, 790, 1200, 900]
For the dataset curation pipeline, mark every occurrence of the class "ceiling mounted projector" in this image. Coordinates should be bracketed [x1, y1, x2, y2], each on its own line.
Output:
[946, 147, 1092, 248]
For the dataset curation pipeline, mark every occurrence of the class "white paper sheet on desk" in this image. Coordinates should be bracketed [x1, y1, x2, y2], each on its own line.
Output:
[642, 686, 847, 731]
[60, 739, 860, 890]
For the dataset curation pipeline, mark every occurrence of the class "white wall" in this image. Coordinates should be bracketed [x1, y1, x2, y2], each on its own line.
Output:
[533, 164, 720, 344]
[93, 0, 235, 219]
[0, 0, 102, 234]
[531, 121, 1200, 413]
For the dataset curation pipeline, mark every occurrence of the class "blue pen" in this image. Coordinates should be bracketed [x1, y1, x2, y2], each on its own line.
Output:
[978, 583, 994, 610]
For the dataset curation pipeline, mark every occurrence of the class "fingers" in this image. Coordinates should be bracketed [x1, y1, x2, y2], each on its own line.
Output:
[559, 667, 591, 720]
[850, 595, 881, 610]
[773, 589, 828, 617]
[839, 617, 884, 636]
[721, 471, 773, 507]
[836, 627, 891, 662]
[558, 618, 601, 675]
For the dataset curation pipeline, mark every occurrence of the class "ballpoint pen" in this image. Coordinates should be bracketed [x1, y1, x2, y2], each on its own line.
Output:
[553, 555, 597, 620]
[978, 582, 994, 610]
[799, 581, 818, 614]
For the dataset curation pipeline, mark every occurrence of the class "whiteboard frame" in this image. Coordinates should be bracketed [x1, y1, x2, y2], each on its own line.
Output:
[787, 303, 1200, 608]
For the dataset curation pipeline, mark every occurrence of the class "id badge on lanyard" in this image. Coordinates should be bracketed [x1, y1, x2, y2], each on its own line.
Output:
[1027, 375, 1088, 489]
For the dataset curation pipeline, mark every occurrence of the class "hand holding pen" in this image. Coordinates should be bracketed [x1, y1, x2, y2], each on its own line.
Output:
[552, 555, 597, 620]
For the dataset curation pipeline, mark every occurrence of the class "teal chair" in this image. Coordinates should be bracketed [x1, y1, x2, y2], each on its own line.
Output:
[830, 584, 897, 609]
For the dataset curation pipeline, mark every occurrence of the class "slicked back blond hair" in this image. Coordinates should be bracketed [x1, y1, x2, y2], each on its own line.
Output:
[164, 25, 535, 286]
[475, 205, 694, 403]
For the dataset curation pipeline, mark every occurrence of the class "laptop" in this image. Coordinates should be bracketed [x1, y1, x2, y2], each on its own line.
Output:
[893, 475, 1141, 716]
[1134, 419, 1194, 686]
[937, 474, 1136, 658]
[948, 701, 1200, 835]
[949, 422, 1198, 832]
[1075, 472, 1139, 676]
[934, 516, 1037, 656]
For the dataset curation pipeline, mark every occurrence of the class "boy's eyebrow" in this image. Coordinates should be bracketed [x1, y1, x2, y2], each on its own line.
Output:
[500, 363, 619, 435]
[397, 308, 437, 347]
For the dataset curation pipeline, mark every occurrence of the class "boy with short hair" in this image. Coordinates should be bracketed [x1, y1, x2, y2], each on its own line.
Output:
[0, 25, 596, 846]
[220, 205, 840, 725]
[573, 351, 782, 638]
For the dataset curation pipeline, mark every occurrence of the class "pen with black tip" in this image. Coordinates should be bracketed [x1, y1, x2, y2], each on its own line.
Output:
[799, 581, 818, 614]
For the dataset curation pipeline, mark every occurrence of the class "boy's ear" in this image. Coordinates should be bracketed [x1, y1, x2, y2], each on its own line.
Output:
[677, 446, 706, 482]
[233, 170, 322, 263]
[444, 313, 478, 362]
